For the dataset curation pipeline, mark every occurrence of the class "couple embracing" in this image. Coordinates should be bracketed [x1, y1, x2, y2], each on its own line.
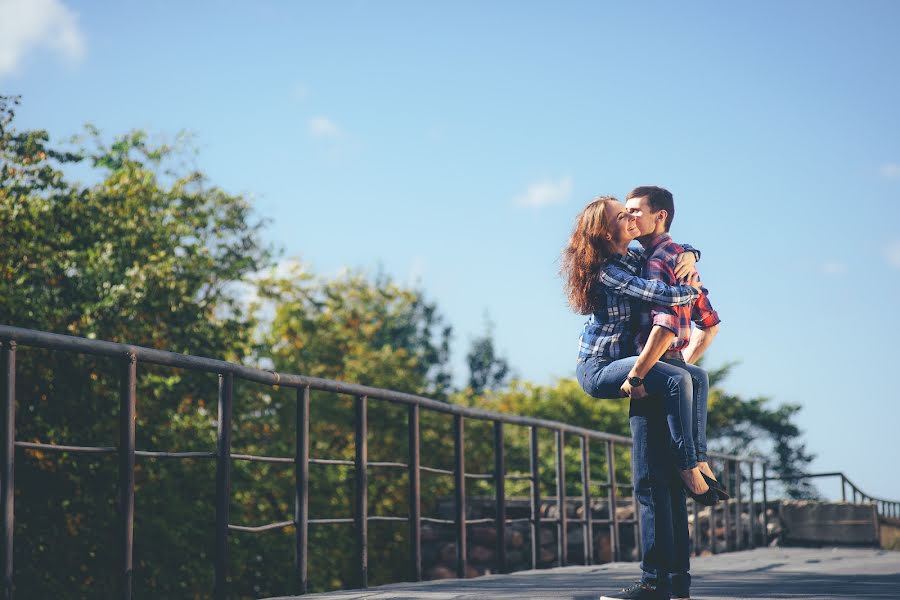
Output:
[562, 186, 725, 600]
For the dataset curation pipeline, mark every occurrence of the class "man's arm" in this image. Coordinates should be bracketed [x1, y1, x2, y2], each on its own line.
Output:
[683, 323, 719, 364]
[686, 284, 721, 364]
[621, 325, 675, 399]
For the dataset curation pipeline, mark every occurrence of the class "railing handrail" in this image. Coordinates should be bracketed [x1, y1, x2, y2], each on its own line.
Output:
[754, 471, 900, 506]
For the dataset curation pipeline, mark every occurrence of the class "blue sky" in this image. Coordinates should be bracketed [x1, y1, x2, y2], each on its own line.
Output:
[3, 1, 900, 500]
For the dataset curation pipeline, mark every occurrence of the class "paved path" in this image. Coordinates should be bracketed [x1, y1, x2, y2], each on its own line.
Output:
[263, 547, 900, 600]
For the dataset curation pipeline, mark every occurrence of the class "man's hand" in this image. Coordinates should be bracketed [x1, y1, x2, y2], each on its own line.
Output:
[620, 380, 648, 399]
[674, 251, 697, 283]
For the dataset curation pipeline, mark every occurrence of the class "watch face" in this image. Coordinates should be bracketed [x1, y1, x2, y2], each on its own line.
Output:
[628, 376, 643, 386]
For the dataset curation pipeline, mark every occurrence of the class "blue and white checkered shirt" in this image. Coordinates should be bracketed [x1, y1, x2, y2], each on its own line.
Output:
[576, 247, 700, 362]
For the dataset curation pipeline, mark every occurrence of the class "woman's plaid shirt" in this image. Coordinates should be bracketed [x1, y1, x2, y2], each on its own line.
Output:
[577, 247, 700, 362]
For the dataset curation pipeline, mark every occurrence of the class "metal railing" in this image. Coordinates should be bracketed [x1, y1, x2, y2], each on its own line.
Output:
[753, 471, 900, 519]
[1, 325, 766, 599]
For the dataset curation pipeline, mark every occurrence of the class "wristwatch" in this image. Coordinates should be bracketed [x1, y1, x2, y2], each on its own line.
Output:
[628, 375, 644, 387]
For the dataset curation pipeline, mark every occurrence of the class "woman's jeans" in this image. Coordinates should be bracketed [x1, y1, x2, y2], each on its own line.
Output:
[575, 355, 709, 470]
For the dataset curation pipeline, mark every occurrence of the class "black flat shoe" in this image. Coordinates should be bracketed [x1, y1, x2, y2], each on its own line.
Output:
[676, 468, 719, 506]
[702, 472, 730, 499]
[686, 484, 719, 506]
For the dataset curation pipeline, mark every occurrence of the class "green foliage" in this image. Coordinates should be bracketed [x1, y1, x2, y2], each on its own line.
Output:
[465, 316, 510, 395]
[705, 362, 816, 498]
[460, 379, 633, 498]
[1, 94, 273, 598]
[234, 264, 455, 592]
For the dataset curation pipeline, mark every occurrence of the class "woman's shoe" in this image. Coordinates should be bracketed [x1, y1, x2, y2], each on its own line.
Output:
[701, 472, 730, 499]
[677, 468, 719, 506]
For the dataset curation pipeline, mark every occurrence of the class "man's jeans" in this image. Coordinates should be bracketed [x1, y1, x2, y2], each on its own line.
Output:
[630, 396, 691, 597]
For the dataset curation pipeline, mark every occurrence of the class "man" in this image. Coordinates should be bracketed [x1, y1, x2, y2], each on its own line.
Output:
[600, 186, 720, 600]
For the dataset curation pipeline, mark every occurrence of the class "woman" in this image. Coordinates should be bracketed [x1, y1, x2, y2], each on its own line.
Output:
[561, 195, 721, 504]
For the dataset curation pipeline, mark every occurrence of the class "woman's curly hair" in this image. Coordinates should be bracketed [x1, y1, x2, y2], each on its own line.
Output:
[560, 196, 619, 315]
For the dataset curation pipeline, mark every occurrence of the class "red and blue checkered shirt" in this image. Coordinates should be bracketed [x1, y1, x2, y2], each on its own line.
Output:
[635, 234, 720, 354]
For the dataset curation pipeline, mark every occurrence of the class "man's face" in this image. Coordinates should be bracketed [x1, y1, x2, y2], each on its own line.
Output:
[625, 195, 663, 237]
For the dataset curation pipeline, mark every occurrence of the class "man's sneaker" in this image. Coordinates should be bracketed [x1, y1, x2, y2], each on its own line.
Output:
[599, 581, 667, 600]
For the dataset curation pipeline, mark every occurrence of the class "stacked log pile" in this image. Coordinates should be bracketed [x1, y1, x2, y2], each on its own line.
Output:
[424, 498, 779, 578]
[423, 496, 636, 579]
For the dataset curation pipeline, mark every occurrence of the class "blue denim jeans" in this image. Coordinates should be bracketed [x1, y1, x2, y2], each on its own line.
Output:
[576, 356, 700, 470]
[629, 397, 691, 597]
[663, 358, 709, 464]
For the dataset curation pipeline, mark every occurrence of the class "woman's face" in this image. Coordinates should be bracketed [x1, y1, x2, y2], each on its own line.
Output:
[604, 200, 640, 244]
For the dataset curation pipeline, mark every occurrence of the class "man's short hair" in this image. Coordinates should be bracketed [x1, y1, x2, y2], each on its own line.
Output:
[626, 186, 674, 232]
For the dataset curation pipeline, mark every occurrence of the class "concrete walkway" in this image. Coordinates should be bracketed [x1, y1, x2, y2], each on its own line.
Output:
[263, 547, 900, 600]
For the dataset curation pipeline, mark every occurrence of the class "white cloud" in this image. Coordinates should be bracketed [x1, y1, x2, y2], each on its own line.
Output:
[884, 240, 900, 269]
[880, 164, 900, 179]
[0, 0, 85, 76]
[514, 176, 572, 208]
[308, 116, 341, 138]
[819, 261, 847, 275]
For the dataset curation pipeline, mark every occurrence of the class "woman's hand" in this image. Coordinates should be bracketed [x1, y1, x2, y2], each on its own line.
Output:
[620, 380, 648, 399]
[686, 271, 704, 292]
[674, 251, 697, 282]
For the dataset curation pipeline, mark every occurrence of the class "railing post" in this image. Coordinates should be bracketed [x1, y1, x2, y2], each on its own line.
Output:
[722, 461, 731, 551]
[709, 459, 717, 555]
[214, 372, 233, 600]
[606, 440, 619, 562]
[453, 414, 467, 578]
[632, 485, 642, 560]
[1, 341, 16, 600]
[555, 430, 567, 567]
[735, 461, 743, 550]
[529, 426, 540, 569]
[691, 499, 699, 556]
[761, 463, 769, 547]
[748, 462, 756, 549]
[354, 396, 368, 588]
[119, 352, 137, 600]
[493, 421, 506, 575]
[580, 436, 593, 565]
[294, 386, 310, 594]
[408, 404, 422, 581]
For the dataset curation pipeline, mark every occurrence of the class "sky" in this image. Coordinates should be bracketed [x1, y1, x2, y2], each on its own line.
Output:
[3, 0, 900, 501]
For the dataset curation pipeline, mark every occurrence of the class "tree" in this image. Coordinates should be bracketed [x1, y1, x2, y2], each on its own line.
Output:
[464, 362, 816, 499]
[465, 315, 511, 395]
[1, 94, 275, 598]
[240, 264, 455, 592]
[704, 362, 816, 498]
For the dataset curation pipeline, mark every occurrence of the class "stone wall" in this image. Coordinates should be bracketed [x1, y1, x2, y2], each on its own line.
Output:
[777, 501, 879, 546]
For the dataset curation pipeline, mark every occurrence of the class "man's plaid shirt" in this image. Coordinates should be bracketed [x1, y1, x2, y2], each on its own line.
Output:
[635, 234, 720, 353]
[577, 247, 700, 361]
